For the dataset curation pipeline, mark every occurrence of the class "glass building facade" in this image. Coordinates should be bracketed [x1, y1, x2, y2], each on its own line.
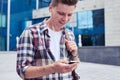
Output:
[0, 0, 105, 51]
[76, 9, 105, 46]
[0, 0, 7, 51]
[0, 0, 51, 51]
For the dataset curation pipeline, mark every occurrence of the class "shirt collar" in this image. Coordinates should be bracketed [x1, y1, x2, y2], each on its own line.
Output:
[39, 19, 66, 35]
[39, 20, 48, 34]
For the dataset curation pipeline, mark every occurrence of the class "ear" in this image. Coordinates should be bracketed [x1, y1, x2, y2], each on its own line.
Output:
[49, 3, 53, 12]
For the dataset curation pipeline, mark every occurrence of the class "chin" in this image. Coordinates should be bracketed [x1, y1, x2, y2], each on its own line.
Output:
[58, 25, 63, 28]
[60, 23, 66, 26]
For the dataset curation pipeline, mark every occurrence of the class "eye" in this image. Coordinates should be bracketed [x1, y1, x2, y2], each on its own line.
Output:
[68, 14, 72, 17]
[57, 11, 65, 16]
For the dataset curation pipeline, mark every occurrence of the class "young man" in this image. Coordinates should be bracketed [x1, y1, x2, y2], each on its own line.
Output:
[17, 0, 79, 80]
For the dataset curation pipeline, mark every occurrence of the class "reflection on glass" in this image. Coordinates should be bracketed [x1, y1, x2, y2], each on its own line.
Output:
[0, 14, 6, 28]
[77, 9, 105, 46]
[78, 10, 93, 29]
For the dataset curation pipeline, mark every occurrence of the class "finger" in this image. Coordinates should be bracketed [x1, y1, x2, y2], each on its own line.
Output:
[65, 39, 69, 44]
[58, 59, 68, 64]
[69, 63, 78, 70]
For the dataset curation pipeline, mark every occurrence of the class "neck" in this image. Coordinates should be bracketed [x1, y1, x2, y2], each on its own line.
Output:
[46, 18, 62, 32]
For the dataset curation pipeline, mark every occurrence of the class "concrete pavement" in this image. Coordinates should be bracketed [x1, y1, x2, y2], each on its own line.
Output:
[0, 52, 21, 80]
[76, 62, 120, 80]
[0, 52, 120, 80]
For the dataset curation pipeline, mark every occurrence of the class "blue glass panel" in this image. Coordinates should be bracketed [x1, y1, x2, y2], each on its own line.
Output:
[78, 11, 93, 29]
[75, 9, 105, 46]
[0, 0, 7, 51]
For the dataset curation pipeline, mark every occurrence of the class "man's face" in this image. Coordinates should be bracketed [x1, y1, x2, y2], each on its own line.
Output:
[49, 3, 76, 29]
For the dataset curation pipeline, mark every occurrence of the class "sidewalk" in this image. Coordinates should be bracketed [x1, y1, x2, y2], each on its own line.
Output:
[0, 52, 120, 80]
[76, 62, 120, 80]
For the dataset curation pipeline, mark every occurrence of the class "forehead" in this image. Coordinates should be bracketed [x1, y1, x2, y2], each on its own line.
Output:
[54, 3, 75, 13]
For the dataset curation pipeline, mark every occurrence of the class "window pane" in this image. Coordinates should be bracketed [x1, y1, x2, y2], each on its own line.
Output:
[76, 9, 105, 46]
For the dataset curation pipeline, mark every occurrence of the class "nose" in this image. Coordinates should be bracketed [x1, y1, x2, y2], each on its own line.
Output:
[62, 15, 69, 22]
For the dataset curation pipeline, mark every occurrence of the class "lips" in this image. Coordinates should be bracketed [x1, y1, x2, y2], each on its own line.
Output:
[59, 21, 66, 25]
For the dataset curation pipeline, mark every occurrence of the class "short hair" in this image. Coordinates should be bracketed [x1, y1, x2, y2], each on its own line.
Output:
[51, 0, 78, 7]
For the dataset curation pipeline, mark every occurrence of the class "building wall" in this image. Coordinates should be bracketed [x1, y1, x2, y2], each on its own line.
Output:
[105, 0, 120, 46]
[78, 46, 120, 66]
[77, 0, 120, 65]
[76, 0, 104, 12]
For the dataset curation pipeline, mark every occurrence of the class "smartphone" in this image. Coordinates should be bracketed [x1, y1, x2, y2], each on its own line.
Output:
[69, 61, 79, 64]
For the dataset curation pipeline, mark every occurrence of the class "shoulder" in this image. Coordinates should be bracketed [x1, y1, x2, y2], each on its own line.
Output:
[65, 29, 74, 36]
[19, 22, 42, 38]
[24, 22, 47, 34]
[65, 29, 75, 41]
[25, 22, 42, 31]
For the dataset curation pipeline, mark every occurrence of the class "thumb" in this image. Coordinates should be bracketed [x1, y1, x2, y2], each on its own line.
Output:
[65, 39, 69, 44]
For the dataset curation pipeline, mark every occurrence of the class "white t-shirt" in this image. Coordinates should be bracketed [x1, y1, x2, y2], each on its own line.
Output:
[48, 27, 62, 60]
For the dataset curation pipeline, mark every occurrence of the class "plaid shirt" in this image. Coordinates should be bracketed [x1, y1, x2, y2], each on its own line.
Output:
[16, 21, 75, 80]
